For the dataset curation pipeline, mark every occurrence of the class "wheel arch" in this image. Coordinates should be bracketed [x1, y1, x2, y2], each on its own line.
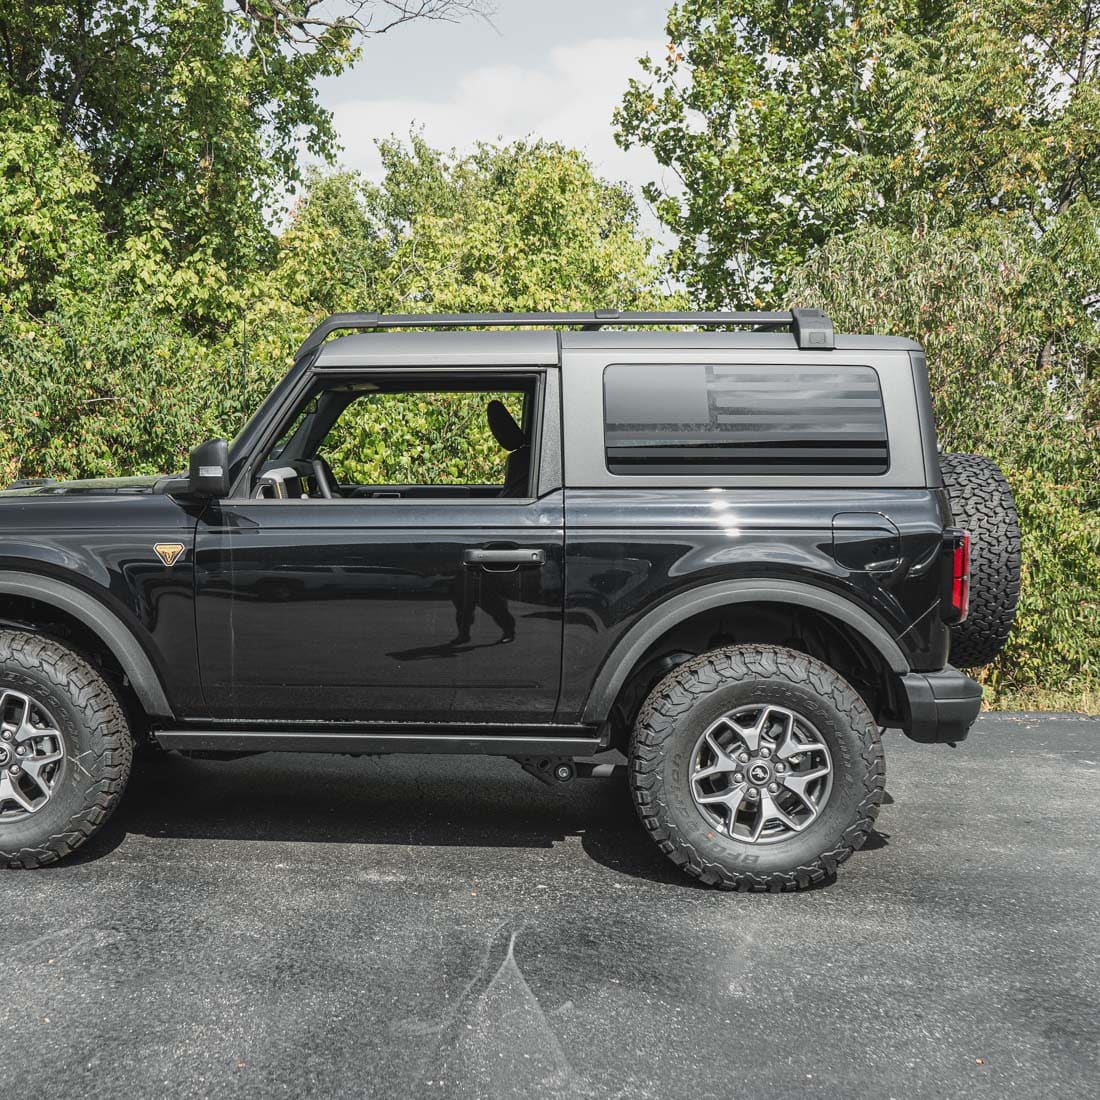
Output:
[0, 571, 172, 719]
[581, 579, 909, 726]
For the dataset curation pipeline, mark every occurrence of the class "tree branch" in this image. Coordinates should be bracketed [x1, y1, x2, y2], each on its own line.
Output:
[232, 1, 494, 49]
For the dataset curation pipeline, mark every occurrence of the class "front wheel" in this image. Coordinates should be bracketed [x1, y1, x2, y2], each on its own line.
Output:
[0, 631, 133, 868]
[629, 645, 885, 891]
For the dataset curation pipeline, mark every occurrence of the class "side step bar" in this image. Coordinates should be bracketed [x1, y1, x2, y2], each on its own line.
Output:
[155, 728, 603, 757]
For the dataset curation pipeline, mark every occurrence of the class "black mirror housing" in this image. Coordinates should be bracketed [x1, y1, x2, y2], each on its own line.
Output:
[188, 438, 230, 498]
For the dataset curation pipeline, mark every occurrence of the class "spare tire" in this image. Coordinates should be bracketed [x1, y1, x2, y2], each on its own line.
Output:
[939, 453, 1021, 668]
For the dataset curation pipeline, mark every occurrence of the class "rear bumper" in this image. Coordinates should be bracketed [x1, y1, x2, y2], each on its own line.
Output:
[899, 666, 983, 744]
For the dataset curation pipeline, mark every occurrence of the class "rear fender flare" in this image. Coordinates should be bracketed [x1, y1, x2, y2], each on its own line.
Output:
[581, 578, 909, 723]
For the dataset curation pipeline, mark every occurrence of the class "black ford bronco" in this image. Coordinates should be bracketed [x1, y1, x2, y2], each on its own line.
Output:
[0, 309, 1021, 889]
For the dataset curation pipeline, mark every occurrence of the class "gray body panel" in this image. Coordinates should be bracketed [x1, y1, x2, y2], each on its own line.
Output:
[561, 345, 929, 490]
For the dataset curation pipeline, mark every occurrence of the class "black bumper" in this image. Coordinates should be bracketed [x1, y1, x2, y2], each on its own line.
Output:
[900, 666, 983, 744]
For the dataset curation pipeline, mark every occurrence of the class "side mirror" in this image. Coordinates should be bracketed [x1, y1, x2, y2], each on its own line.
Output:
[188, 438, 230, 498]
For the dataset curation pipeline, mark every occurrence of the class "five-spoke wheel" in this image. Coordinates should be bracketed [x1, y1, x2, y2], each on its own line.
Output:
[0, 689, 66, 821]
[689, 704, 832, 844]
[1, 631, 132, 868]
[629, 644, 885, 890]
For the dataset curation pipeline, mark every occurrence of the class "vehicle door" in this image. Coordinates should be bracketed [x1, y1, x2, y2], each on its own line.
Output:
[193, 369, 564, 723]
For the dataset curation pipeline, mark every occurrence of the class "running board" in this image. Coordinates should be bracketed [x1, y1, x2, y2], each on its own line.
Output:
[154, 728, 603, 757]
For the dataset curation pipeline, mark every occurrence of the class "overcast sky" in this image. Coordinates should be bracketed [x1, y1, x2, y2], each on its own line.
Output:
[314, 0, 675, 229]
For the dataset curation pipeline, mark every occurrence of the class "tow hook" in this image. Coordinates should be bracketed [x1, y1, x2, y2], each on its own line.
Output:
[514, 756, 623, 786]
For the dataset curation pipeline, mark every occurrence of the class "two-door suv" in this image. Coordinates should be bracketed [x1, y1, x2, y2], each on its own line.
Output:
[0, 310, 1020, 888]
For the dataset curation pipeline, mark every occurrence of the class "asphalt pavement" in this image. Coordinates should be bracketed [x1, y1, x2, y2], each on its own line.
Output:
[2, 712, 1098, 1099]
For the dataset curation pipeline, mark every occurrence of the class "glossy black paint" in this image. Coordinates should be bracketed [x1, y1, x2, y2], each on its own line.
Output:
[0, 491, 202, 713]
[557, 487, 952, 722]
[193, 495, 565, 722]
[0, 476, 954, 729]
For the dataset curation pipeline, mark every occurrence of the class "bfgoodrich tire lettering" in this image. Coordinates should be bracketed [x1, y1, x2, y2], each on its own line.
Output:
[629, 645, 885, 891]
[939, 453, 1021, 668]
[0, 631, 132, 869]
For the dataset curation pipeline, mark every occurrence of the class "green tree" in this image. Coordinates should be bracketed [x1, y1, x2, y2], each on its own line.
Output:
[266, 136, 679, 319]
[615, 0, 1100, 306]
[789, 222, 1100, 703]
[0, 137, 678, 486]
[0, 1, 487, 321]
[0, 97, 104, 316]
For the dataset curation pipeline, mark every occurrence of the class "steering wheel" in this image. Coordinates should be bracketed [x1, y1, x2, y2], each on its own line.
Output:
[310, 458, 335, 500]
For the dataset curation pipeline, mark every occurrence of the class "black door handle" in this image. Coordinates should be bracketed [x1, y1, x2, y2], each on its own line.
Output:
[463, 548, 546, 567]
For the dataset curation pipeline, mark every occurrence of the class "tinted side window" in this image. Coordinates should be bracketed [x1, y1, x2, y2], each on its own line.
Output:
[603, 363, 889, 476]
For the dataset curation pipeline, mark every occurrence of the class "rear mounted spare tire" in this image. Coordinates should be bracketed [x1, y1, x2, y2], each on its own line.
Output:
[939, 453, 1021, 668]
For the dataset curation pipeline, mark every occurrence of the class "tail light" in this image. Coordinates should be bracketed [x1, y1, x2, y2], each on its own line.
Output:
[942, 528, 970, 624]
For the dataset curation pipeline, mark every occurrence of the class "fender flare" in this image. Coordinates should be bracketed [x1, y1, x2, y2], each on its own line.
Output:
[581, 578, 910, 723]
[0, 571, 173, 717]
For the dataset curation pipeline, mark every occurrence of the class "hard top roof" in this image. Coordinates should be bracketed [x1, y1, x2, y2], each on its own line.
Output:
[312, 327, 922, 368]
[314, 329, 559, 367]
[301, 308, 839, 363]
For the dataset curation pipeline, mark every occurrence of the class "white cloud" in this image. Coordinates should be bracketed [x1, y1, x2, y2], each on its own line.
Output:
[323, 36, 675, 235]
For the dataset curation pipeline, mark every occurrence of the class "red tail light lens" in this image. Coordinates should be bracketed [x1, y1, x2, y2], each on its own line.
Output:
[948, 531, 970, 623]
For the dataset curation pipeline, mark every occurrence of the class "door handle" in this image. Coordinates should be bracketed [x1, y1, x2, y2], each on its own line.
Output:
[463, 548, 546, 568]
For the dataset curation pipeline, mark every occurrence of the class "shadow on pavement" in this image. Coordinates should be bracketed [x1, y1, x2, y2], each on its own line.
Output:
[66, 750, 890, 889]
[67, 750, 710, 886]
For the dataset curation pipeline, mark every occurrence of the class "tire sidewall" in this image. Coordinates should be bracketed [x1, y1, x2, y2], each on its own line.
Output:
[647, 668, 873, 878]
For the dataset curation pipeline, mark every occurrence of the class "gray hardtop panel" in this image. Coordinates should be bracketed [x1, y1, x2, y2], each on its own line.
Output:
[561, 346, 927, 489]
[561, 332, 923, 353]
[314, 330, 560, 367]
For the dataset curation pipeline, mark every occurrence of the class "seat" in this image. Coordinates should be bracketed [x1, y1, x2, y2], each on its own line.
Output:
[486, 400, 530, 497]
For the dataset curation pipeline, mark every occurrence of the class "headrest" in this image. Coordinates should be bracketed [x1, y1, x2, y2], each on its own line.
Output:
[486, 400, 525, 452]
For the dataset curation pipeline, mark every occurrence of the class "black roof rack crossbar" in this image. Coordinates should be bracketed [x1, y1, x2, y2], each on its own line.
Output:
[295, 308, 834, 362]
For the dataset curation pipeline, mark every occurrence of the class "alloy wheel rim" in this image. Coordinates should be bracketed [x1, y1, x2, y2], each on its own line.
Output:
[689, 704, 833, 844]
[0, 689, 66, 822]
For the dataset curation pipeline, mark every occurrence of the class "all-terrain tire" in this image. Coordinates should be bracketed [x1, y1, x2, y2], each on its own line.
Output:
[0, 631, 132, 868]
[629, 645, 885, 891]
[939, 453, 1021, 668]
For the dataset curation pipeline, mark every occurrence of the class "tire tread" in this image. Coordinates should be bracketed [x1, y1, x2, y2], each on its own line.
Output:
[630, 644, 885, 892]
[939, 453, 1021, 668]
[0, 630, 132, 869]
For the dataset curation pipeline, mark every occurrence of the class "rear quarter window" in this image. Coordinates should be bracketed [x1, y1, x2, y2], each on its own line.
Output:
[603, 363, 889, 476]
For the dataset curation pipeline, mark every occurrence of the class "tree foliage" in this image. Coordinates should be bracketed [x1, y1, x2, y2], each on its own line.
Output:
[0, 98, 104, 315]
[270, 137, 676, 315]
[616, 0, 1100, 306]
[790, 221, 1100, 698]
[0, 137, 675, 486]
[0, 1, 488, 321]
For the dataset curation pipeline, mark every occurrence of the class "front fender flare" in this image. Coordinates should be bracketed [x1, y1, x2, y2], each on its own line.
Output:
[0, 571, 172, 718]
[580, 578, 910, 724]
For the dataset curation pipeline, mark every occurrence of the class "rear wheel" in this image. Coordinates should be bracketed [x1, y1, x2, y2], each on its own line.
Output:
[629, 645, 884, 891]
[939, 452, 1021, 668]
[0, 631, 132, 868]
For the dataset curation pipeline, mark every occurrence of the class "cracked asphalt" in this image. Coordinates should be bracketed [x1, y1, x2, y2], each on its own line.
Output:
[2, 712, 1098, 1099]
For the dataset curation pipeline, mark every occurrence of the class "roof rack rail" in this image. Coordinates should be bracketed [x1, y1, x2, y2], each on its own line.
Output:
[294, 307, 834, 363]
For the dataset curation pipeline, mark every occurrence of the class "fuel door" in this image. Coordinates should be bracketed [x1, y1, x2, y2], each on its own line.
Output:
[831, 512, 902, 574]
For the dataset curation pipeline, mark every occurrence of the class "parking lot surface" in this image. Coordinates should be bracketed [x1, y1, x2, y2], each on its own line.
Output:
[2, 712, 1098, 1099]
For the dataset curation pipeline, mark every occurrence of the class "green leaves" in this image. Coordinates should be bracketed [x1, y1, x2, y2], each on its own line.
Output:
[0, 96, 104, 314]
[325, 392, 523, 487]
[0, 2, 482, 327]
[0, 137, 676, 489]
[616, 0, 1100, 307]
[788, 220, 1100, 699]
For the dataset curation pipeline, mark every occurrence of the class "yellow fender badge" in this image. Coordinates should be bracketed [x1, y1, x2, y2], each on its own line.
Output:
[153, 543, 185, 567]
